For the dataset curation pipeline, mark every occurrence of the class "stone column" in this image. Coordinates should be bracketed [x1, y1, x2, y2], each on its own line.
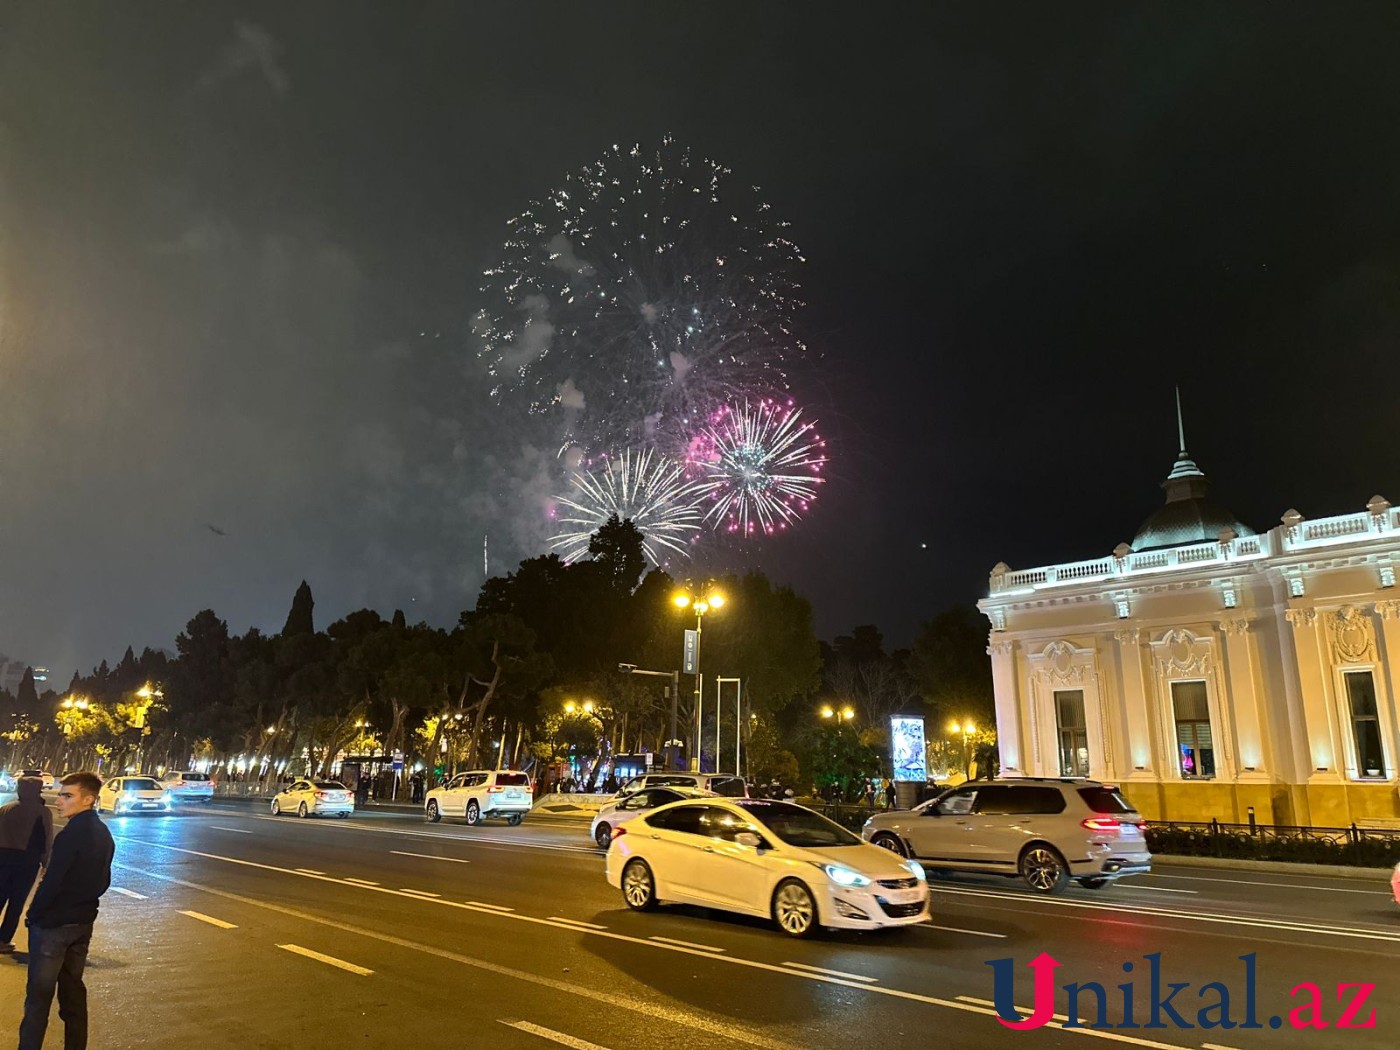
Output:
[1218, 618, 1269, 778]
[1114, 627, 1156, 779]
[1372, 600, 1400, 774]
[1285, 607, 1342, 783]
[987, 639, 1023, 774]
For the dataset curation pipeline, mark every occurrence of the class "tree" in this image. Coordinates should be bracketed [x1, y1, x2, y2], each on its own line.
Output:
[455, 613, 552, 768]
[588, 516, 646, 595]
[281, 580, 316, 638]
[16, 668, 39, 715]
[909, 607, 995, 726]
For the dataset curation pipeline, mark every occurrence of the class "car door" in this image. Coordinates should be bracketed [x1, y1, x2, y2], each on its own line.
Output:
[637, 804, 709, 902]
[975, 786, 1065, 869]
[905, 786, 982, 864]
[687, 806, 773, 914]
[611, 789, 659, 830]
[101, 779, 119, 811]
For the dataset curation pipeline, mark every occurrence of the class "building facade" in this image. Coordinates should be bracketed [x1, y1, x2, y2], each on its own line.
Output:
[977, 437, 1400, 827]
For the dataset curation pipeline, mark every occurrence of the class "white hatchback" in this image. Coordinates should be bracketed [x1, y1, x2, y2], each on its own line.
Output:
[98, 776, 172, 815]
[160, 770, 214, 804]
[271, 779, 354, 818]
[606, 798, 930, 937]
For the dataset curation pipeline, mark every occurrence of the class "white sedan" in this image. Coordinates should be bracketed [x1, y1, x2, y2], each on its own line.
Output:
[271, 779, 354, 818]
[98, 776, 172, 815]
[590, 786, 714, 848]
[606, 798, 929, 938]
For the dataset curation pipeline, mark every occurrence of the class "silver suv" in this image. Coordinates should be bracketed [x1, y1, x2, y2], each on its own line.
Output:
[618, 773, 748, 798]
[861, 779, 1151, 893]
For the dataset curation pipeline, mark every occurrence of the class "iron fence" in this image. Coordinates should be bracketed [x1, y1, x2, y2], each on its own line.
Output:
[1145, 819, 1400, 867]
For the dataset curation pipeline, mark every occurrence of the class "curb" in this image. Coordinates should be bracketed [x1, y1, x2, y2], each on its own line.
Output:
[1152, 853, 1394, 881]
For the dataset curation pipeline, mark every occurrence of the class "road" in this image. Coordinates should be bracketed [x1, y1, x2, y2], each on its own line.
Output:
[0, 801, 1396, 1049]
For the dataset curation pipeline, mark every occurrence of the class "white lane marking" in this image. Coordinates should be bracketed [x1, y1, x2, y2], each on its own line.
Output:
[295, 868, 326, 876]
[782, 961, 877, 983]
[932, 884, 1400, 943]
[922, 922, 1007, 939]
[400, 889, 442, 897]
[547, 916, 607, 930]
[500, 1019, 615, 1050]
[1116, 885, 1198, 895]
[1142, 873, 1388, 896]
[345, 878, 379, 886]
[1202, 1044, 1245, 1050]
[391, 850, 471, 864]
[277, 943, 373, 976]
[250, 814, 604, 854]
[649, 935, 724, 953]
[111, 887, 148, 900]
[115, 840, 1393, 1050]
[114, 861, 802, 1050]
[209, 826, 252, 834]
[466, 901, 515, 911]
[179, 909, 237, 929]
[958, 995, 1068, 1021]
[957, 996, 1214, 1049]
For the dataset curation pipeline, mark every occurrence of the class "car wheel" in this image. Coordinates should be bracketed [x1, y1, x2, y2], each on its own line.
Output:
[465, 800, 481, 826]
[595, 824, 612, 848]
[871, 832, 908, 858]
[622, 859, 658, 911]
[1019, 845, 1070, 894]
[1080, 878, 1110, 890]
[506, 814, 523, 827]
[426, 800, 441, 823]
[773, 879, 819, 938]
[271, 799, 281, 816]
[297, 801, 309, 819]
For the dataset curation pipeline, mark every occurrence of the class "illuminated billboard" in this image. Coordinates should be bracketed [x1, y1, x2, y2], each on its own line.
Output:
[889, 715, 927, 783]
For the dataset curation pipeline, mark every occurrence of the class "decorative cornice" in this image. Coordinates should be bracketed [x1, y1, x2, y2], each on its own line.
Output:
[1330, 606, 1376, 664]
[1285, 608, 1317, 628]
[1219, 619, 1251, 637]
[1113, 628, 1138, 645]
[987, 641, 1014, 657]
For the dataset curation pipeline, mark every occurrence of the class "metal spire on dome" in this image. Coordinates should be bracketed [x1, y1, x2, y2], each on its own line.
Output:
[1166, 386, 1205, 482]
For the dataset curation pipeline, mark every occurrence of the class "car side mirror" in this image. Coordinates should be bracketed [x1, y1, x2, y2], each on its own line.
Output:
[735, 832, 764, 849]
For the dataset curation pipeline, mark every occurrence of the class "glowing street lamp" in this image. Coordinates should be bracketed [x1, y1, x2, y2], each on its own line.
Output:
[672, 584, 728, 772]
[948, 720, 977, 779]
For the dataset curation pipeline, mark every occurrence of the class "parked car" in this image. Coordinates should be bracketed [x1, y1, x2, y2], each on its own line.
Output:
[590, 786, 714, 848]
[617, 772, 748, 798]
[98, 776, 172, 815]
[425, 770, 532, 826]
[861, 778, 1151, 894]
[607, 797, 929, 938]
[271, 779, 354, 818]
[160, 770, 214, 804]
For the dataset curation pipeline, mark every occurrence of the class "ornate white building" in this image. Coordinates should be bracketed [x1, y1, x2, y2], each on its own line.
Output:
[977, 419, 1400, 826]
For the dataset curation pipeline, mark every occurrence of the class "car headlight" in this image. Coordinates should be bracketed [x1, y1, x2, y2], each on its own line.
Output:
[905, 859, 926, 881]
[821, 864, 872, 888]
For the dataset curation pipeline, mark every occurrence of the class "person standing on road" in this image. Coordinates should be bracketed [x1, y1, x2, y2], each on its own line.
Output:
[884, 778, 896, 811]
[17, 771, 113, 1050]
[0, 777, 54, 953]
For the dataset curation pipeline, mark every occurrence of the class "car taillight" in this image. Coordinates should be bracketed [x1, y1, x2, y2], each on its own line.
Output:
[487, 785, 505, 793]
[315, 791, 329, 799]
[1081, 817, 1121, 832]
[1136, 822, 1147, 833]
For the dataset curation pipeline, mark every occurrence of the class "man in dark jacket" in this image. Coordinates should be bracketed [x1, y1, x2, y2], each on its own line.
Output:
[0, 777, 54, 952]
[18, 771, 113, 1050]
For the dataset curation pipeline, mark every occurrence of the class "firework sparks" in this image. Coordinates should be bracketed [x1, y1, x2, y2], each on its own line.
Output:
[476, 136, 807, 452]
[548, 448, 703, 565]
[690, 399, 826, 536]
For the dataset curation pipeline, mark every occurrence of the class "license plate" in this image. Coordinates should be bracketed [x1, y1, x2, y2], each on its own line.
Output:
[879, 889, 924, 905]
[1121, 824, 1142, 837]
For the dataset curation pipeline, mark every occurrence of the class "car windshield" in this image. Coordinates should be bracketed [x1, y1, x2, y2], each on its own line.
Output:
[315, 781, 347, 790]
[177, 772, 210, 781]
[124, 778, 160, 791]
[738, 801, 862, 848]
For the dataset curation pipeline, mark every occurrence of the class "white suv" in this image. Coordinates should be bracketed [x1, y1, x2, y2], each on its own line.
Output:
[425, 770, 532, 826]
[618, 773, 748, 798]
[861, 779, 1151, 893]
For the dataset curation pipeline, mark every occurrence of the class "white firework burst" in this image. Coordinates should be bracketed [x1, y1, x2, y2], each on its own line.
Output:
[549, 448, 703, 565]
[690, 399, 826, 536]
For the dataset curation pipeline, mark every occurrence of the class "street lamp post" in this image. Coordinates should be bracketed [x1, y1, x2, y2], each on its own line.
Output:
[672, 587, 725, 773]
[618, 664, 682, 770]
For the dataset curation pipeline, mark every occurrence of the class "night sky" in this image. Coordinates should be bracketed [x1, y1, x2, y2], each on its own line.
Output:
[5, 4, 1400, 675]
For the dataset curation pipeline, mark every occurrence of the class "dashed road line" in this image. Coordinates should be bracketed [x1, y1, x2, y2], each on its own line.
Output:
[1142, 873, 1388, 896]
[782, 961, 877, 983]
[956, 995, 1200, 1050]
[547, 916, 607, 930]
[400, 888, 442, 897]
[466, 900, 515, 911]
[111, 887, 148, 899]
[390, 850, 471, 863]
[1118, 885, 1198, 895]
[921, 922, 1006, 938]
[295, 868, 326, 875]
[500, 1019, 614, 1050]
[277, 943, 373, 976]
[345, 877, 379, 886]
[649, 935, 724, 953]
[209, 826, 252, 834]
[179, 910, 237, 929]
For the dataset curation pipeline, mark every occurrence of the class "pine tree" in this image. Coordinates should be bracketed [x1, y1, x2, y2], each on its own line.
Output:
[17, 668, 39, 714]
[281, 580, 315, 637]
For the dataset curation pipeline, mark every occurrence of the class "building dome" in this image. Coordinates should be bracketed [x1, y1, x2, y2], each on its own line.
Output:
[1130, 396, 1256, 552]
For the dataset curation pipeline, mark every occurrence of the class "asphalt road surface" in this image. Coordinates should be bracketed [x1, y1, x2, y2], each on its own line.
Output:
[0, 801, 1395, 1049]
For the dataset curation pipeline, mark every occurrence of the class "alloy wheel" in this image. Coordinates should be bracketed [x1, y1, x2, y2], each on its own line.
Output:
[622, 860, 655, 910]
[1021, 847, 1067, 893]
[774, 881, 816, 937]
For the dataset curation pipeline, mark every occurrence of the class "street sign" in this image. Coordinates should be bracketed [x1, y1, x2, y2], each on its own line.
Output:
[392, 749, 404, 773]
[683, 629, 698, 673]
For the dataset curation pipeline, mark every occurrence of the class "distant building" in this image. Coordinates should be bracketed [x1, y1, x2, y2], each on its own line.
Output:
[0, 658, 30, 696]
[978, 409, 1399, 826]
